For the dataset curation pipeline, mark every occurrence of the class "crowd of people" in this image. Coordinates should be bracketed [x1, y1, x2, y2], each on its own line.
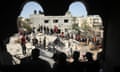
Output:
[18, 25, 102, 56]
[0, 47, 103, 72]
[0, 25, 104, 72]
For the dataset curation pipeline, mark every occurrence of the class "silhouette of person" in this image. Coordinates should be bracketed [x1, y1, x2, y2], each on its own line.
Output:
[26, 35, 30, 42]
[85, 52, 100, 72]
[44, 26, 47, 34]
[46, 27, 49, 34]
[38, 38, 42, 48]
[50, 29, 53, 35]
[37, 25, 41, 32]
[43, 36, 46, 49]
[0, 38, 13, 65]
[20, 48, 51, 72]
[32, 27, 35, 33]
[70, 51, 85, 72]
[52, 53, 59, 64]
[0, 38, 14, 72]
[40, 25, 43, 33]
[96, 51, 104, 71]
[32, 37, 38, 47]
[52, 52, 70, 72]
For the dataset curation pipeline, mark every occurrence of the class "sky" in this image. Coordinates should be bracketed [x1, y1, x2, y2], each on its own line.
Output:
[69, 2, 87, 17]
[20, 1, 87, 18]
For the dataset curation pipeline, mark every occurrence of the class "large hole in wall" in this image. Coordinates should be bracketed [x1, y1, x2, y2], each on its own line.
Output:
[5, 1, 104, 68]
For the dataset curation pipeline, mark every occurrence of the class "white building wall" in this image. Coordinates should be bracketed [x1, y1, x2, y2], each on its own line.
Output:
[86, 15, 103, 37]
[77, 17, 87, 27]
[30, 13, 73, 32]
[86, 15, 103, 27]
[30, 13, 103, 37]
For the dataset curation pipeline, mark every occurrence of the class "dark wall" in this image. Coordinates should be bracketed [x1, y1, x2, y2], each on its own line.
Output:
[1, 0, 120, 72]
[104, 1, 120, 71]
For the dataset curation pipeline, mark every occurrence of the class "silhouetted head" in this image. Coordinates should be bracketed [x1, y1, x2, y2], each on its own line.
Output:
[58, 52, 67, 63]
[31, 48, 40, 59]
[85, 52, 93, 61]
[0, 38, 9, 51]
[73, 51, 80, 61]
[52, 53, 59, 62]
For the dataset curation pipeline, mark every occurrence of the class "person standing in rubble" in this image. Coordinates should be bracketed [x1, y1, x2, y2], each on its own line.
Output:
[21, 34, 27, 55]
